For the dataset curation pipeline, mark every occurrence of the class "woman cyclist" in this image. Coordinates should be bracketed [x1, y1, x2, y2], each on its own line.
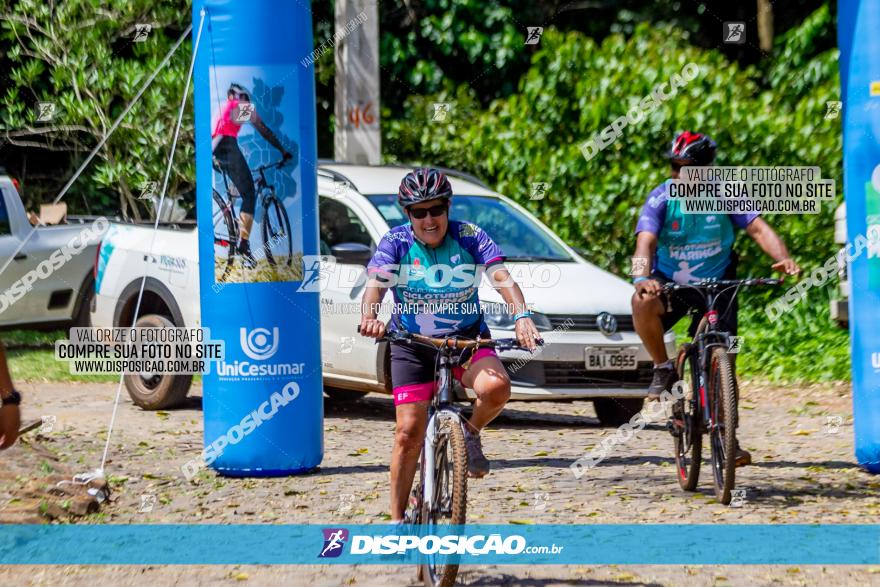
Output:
[212, 83, 291, 268]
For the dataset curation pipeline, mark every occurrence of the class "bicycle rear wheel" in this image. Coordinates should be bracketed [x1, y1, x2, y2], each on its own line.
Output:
[420, 416, 467, 587]
[673, 344, 702, 491]
[261, 194, 293, 266]
[213, 189, 237, 281]
[708, 346, 738, 504]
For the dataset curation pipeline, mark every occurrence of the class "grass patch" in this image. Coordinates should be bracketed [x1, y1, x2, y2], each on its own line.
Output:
[2, 329, 62, 349]
[736, 290, 850, 383]
[7, 349, 118, 383]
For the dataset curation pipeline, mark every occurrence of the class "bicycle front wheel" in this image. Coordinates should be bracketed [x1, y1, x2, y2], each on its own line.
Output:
[673, 343, 702, 491]
[261, 194, 293, 266]
[708, 346, 738, 504]
[420, 417, 467, 587]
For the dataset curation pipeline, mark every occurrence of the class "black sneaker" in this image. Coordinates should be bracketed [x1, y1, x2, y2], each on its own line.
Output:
[647, 365, 678, 401]
[237, 239, 257, 269]
[462, 424, 490, 478]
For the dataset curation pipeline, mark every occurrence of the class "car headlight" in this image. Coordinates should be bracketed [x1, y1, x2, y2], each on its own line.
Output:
[482, 304, 552, 331]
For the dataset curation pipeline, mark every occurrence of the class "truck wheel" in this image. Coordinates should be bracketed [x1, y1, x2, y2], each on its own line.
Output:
[124, 314, 192, 410]
[72, 275, 95, 327]
[593, 397, 645, 427]
[324, 387, 368, 401]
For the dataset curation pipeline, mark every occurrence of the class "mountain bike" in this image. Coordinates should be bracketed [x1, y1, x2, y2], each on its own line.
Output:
[665, 277, 782, 505]
[212, 159, 293, 281]
[372, 328, 537, 587]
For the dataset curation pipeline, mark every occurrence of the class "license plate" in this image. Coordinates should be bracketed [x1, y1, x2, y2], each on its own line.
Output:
[585, 346, 638, 371]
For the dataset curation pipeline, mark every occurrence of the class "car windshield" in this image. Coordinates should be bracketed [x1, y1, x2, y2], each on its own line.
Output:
[366, 194, 573, 261]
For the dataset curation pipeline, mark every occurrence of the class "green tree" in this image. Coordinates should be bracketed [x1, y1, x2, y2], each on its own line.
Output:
[1, 0, 192, 219]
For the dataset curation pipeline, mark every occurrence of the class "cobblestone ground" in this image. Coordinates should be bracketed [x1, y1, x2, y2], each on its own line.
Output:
[2, 379, 880, 586]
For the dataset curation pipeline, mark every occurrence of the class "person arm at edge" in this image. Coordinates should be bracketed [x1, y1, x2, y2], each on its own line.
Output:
[0, 342, 21, 450]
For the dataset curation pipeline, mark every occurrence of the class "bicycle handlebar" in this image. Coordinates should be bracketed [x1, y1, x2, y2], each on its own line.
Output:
[254, 159, 288, 173]
[661, 277, 783, 292]
[357, 326, 542, 353]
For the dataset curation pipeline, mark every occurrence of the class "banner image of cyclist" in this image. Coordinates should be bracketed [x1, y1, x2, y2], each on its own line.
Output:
[359, 168, 542, 524]
[210, 71, 303, 284]
[630, 131, 801, 466]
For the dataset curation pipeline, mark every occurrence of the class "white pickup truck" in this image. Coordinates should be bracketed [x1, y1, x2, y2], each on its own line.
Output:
[0, 174, 100, 331]
[92, 163, 673, 425]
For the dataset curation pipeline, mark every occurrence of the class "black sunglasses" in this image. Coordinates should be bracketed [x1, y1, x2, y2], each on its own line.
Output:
[408, 203, 448, 219]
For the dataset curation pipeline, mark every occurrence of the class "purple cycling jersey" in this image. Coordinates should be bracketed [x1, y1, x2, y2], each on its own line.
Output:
[367, 221, 505, 335]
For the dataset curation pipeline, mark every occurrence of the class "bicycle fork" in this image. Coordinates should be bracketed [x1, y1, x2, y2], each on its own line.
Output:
[422, 409, 463, 513]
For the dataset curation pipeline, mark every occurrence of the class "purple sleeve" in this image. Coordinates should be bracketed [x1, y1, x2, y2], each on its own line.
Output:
[634, 185, 668, 235]
[463, 223, 505, 266]
[731, 211, 759, 229]
[367, 232, 401, 278]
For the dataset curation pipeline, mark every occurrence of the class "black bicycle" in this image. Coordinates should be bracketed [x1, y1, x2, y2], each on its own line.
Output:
[212, 159, 293, 280]
[665, 277, 782, 505]
[370, 328, 538, 587]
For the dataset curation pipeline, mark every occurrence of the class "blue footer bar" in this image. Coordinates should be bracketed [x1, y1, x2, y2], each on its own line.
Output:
[1, 524, 878, 565]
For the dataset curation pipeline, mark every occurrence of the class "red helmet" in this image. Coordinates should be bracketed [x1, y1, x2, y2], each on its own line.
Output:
[667, 131, 716, 166]
[397, 168, 453, 208]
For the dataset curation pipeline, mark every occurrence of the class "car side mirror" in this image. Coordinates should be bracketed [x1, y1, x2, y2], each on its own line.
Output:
[331, 242, 373, 266]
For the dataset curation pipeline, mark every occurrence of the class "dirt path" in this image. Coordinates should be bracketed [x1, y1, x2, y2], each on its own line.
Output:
[2, 379, 879, 586]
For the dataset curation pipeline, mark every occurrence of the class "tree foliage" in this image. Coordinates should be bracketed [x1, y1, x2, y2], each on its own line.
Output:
[385, 6, 842, 281]
[1, 0, 193, 219]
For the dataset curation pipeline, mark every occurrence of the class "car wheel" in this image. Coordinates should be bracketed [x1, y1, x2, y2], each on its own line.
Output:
[593, 397, 645, 427]
[324, 387, 369, 401]
[124, 314, 192, 410]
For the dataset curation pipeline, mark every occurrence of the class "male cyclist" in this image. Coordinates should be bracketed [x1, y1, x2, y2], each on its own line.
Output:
[212, 83, 292, 268]
[359, 168, 541, 524]
[631, 131, 801, 466]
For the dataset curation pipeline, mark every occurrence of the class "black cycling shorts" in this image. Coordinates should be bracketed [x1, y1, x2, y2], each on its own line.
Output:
[653, 260, 739, 336]
[389, 322, 496, 405]
[214, 135, 256, 215]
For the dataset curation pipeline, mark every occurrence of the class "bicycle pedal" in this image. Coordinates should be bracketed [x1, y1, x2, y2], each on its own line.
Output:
[665, 419, 682, 437]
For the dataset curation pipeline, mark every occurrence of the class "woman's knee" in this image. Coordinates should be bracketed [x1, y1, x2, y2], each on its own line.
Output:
[394, 414, 425, 451]
[476, 373, 511, 405]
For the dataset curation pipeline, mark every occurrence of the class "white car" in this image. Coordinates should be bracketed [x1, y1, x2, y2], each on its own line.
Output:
[92, 163, 674, 425]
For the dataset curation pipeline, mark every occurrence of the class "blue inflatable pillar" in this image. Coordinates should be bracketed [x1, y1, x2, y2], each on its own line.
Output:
[193, 0, 322, 475]
[839, 0, 880, 473]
